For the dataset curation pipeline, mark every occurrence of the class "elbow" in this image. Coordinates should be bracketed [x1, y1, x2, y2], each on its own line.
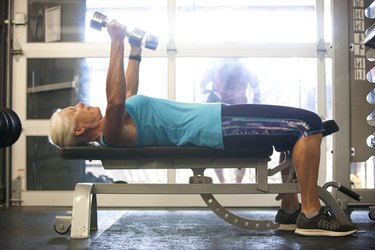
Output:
[126, 89, 137, 98]
[106, 99, 125, 111]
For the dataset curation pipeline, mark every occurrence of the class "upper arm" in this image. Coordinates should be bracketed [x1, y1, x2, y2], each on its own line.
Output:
[102, 102, 136, 146]
[102, 102, 125, 145]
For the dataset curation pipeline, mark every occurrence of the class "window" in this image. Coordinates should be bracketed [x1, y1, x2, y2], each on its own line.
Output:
[85, 0, 168, 43]
[175, 0, 317, 43]
[16, 0, 333, 204]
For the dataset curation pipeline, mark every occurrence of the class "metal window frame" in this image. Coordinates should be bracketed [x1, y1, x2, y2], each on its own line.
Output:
[11, 0, 331, 206]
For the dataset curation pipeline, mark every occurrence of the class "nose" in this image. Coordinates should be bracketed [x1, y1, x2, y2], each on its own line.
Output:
[75, 102, 84, 108]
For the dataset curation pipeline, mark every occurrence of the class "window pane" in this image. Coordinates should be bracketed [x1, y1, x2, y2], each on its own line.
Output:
[27, 136, 88, 190]
[27, 58, 84, 119]
[27, 57, 168, 189]
[176, 57, 317, 110]
[351, 159, 375, 189]
[27, 136, 167, 191]
[27, 0, 167, 43]
[176, 0, 317, 43]
[85, 0, 168, 43]
[28, 0, 86, 42]
[324, 0, 332, 43]
[175, 57, 317, 183]
[27, 58, 167, 119]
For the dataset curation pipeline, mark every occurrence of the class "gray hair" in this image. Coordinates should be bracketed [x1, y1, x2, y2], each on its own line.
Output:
[49, 109, 87, 148]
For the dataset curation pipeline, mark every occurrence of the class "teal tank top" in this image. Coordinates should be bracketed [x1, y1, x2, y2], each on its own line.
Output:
[125, 95, 224, 149]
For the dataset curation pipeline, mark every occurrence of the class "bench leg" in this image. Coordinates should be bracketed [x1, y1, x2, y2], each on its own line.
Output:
[70, 183, 97, 239]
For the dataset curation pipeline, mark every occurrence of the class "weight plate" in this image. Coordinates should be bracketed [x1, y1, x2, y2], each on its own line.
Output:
[0, 108, 22, 147]
[0, 109, 11, 147]
[7, 109, 22, 147]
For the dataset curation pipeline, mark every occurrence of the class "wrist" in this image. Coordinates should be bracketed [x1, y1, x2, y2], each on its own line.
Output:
[111, 39, 125, 45]
[130, 47, 142, 55]
[129, 54, 141, 62]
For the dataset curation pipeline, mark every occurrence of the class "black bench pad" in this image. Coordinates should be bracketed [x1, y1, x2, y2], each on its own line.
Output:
[59, 120, 338, 161]
[60, 146, 274, 161]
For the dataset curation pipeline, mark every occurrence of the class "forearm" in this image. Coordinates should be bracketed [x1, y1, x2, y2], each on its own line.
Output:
[106, 40, 126, 105]
[125, 47, 142, 97]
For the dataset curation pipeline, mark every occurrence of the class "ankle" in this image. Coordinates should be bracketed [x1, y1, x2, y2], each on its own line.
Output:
[302, 207, 320, 219]
[281, 203, 300, 214]
[284, 207, 299, 214]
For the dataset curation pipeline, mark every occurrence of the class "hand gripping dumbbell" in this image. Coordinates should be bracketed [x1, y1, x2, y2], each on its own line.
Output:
[90, 12, 158, 50]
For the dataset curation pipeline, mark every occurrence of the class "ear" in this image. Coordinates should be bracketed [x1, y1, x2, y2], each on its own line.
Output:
[73, 127, 85, 136]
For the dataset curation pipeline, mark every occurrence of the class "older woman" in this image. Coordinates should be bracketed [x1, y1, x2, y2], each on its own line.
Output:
[49, 20, 357, 237]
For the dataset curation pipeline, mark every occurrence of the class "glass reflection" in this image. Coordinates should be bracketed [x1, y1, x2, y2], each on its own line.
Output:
[176, 58, 318, 110]
[27, 57, 168, 189]
[28, 0, 86, 42]
[27, 0, 168, 43]
[175, 57, 318, 183]
[27, 58, 167, 119]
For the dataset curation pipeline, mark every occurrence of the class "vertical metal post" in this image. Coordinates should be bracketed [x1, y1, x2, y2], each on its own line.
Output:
[331, 0, 352, 194]
[167, 0, 177, 184]
[5, 0, 14, 207]
[316, 0, 328, 185]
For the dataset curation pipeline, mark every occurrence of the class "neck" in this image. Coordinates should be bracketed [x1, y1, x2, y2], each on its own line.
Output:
[84, 118, 104, 143]
[92, 119, 104, 143]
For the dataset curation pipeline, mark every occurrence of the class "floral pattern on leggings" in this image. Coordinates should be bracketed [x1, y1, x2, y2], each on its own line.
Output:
[221, 116, 311, 140]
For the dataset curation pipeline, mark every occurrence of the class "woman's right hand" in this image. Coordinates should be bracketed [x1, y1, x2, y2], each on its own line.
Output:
[107, 20, 128, 41]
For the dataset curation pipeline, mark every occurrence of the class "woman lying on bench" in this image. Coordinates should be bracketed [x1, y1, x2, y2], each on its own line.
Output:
[49, 20, 357, 237]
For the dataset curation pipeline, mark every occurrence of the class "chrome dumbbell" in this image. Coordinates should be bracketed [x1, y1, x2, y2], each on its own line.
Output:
[90, 12, 158, 50]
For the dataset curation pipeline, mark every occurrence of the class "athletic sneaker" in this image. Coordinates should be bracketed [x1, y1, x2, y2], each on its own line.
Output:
[275, 205, 301, 231]
[295, 206, 358, 237]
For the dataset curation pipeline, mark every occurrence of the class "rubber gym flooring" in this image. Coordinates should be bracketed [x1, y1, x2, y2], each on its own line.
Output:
[0, 206, 374, 250]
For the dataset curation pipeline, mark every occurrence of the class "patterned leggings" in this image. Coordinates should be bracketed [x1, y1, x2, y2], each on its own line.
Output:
[221, 104, 324, 151]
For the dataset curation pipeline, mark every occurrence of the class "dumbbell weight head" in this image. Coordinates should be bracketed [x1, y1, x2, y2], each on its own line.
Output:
[90, 12, 108, 31]
[127, 28, 158, 50]
[127, 29, 158, 50]
[128, 28, 146, 48]
[0, 108, 22, 148]
[90, 12, 158, 50]
[144, 34, 158, 50]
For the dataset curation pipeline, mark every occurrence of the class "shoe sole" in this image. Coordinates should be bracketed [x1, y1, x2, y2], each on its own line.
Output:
[295, 228, 358, 237]
[277, 224, 296, 231]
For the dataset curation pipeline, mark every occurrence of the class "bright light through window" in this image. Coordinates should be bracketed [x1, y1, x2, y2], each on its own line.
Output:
[176, 0, 317, 43]
[85, 0, 168, 43]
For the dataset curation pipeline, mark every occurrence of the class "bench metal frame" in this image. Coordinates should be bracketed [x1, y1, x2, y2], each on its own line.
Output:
[54, 147, 350, 239]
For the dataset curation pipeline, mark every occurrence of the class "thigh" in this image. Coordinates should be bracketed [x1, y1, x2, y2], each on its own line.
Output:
[220, 104, 323, 150]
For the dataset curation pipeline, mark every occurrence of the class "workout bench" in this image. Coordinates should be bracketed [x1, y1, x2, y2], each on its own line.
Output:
[54, 120, 359, 239]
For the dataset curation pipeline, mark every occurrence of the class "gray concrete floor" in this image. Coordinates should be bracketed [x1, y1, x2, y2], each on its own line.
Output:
[0, 206, 373, 250]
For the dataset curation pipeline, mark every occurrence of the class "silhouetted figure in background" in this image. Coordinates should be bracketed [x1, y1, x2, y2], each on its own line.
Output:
[200, 58, 260, 183]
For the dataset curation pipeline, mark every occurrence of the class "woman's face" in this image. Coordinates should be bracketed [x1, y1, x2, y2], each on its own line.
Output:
[61, 102, 103, 132]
